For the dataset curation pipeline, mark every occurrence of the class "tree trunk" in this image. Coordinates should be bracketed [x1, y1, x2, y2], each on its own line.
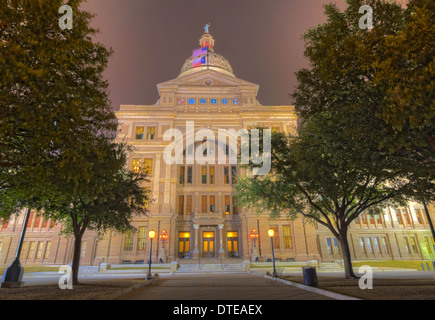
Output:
[338, 230, 358, 279]
[71, 233, 83, 286]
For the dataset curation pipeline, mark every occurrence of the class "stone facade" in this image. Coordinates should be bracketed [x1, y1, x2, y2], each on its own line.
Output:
[1, 30, 434, 267]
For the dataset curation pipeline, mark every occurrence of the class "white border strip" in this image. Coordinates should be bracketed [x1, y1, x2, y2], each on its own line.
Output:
[265, 275, 361, 300]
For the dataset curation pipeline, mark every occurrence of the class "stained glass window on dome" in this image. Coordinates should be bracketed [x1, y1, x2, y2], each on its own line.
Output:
[222, 99, 228, 105]
[232, 99, 239, 105]
[200, 98, 206, 104]
[178, 98, 185, 105]
[189, 98, 196, 104]
[211, 99, 217, 104]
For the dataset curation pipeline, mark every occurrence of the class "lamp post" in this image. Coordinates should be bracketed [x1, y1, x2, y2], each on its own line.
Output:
[159, 229, 168, 263]
[250, 229, 259, 262]
[1, 208, 32, 288]
[147, 230, 155, 280]
[268, 228, 277, 277]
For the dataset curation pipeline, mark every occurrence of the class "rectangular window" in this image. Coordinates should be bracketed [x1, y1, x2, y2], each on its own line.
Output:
[209, 166, 215, 184]
[135, 126, 144, 139]
[187, 166, 193, 184]
[123, 231, 133, 251]
[81, 241, 87, 259]
[143, 159, 153, 175]
[369, 214, 375, 224]
[27, 211, 34, 228]
[202, 167, 207, 184]
[415, 209, 424, 224]
[282, 225, 293, 249]
[132, 158, 141, 173]
[36, 241, 44, 259]
[272, 127, 280, 133]
[179, 166, 185, 184]
[20, 242, 28, 259]
[41, 218, 48, 228]
[137, 227, 147, 251]
[375, 213, 382, 225]
[410, 237, 418, 254]
[403, 237, 410, 253]
[34, 214, 41, 229]
[147, 127, 156, 140]
[270, 226, 280, 249]
[361, 211, 367, 224]
[210, 195, 215, 213]
[359, 238, 366, 254]
[178, 196, 184, 216]
[366, 238, 373, 254]
[396, 209, 403, 225]
[231, 166, 237, 184]
[373, 237, 381, 254]
[202, 195, 207, 213]
[425, 237, 432, 254]
[186, 196, 192, 215]
[27, 241, 35, 259]
[381, 237, 389, 254]
[225, 196, 231, 215]
[333, 238, 340, 254]
[403, 209, 411, 225]
[224, 167, 229, 184]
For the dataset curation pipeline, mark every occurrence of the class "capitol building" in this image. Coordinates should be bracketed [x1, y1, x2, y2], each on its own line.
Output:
[0, 29, 434, 268]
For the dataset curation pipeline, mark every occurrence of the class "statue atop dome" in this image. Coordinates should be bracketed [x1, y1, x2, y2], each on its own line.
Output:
[204, 23, 210, 33]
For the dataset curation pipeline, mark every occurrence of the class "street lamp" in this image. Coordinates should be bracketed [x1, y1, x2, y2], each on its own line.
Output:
[268, 228, 278, 277]
[160, 229, 168, 248]
[250, 229, 259, 248]
[147, 230, 156, 280]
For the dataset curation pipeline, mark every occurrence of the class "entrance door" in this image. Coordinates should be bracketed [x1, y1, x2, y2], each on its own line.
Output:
[227, 231, 239, 257]
[202, 231, 215, 258]
[178, 232, 190, 258]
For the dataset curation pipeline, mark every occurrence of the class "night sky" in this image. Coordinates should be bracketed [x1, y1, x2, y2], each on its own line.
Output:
[82, 0, 347, 110]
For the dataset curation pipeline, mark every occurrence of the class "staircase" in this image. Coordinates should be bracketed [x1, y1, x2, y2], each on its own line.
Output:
[176, 258, 246, 274]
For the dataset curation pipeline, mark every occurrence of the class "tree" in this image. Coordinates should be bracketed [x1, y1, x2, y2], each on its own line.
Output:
[0, 0, 115, 211]
[27, 139, 150, 285]
[236, 113, 429, 278]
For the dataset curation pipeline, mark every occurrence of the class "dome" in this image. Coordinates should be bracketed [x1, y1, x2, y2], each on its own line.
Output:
[179, 27, 235, 77]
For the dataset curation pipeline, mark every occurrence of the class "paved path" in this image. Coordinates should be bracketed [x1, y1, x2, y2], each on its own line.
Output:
[117, 272, 333, 300]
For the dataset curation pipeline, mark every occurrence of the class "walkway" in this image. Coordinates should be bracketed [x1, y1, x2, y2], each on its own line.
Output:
[116, 273, 333, 300]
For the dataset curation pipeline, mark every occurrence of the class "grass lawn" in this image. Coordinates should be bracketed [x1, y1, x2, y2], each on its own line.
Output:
[0, 266, 60, 275]
[352, 260, 434, 271]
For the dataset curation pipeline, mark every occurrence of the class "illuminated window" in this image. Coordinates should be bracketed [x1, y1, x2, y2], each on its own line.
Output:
[403, 237, 410, 253]
[132, 158, 141, 173]
[41, 218, 48, 228]
[209, 166, 215, 184]
[143, 159, 153, 175]
[179, 166, 185, 184]
[396, 209, 403, 225]
[147, 127, 156, 140]
[20, 242, 28, 259]
[186, 196, 192, 215]
[27, 211, 34, 228]
[375, 213, 382, 225]
[36, 241, 44, 259]
[44, 242, 51, 259]
[225, 196, 231, 215]
[210, 196, 215, 213]
[202, 167, 207, 184]
[425, 237, 432, 254]
[361, 211, 367, 224]
[272, 127, 280, 133]
[415, 209, 424, 224]
[369, 214, 375, 224]
[135, 126, 144, 139]
[137, 227, 147, 251]
[178, 196, 184, 215]
[123, 231, 133, 251]
[403, 209, 411, 225]
[282, 225, 293, 249]
[27, 241, 35, 259]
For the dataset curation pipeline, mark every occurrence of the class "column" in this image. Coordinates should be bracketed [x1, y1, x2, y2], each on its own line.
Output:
[192, 224, 199, 258]
[218, 224, 225, 258]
